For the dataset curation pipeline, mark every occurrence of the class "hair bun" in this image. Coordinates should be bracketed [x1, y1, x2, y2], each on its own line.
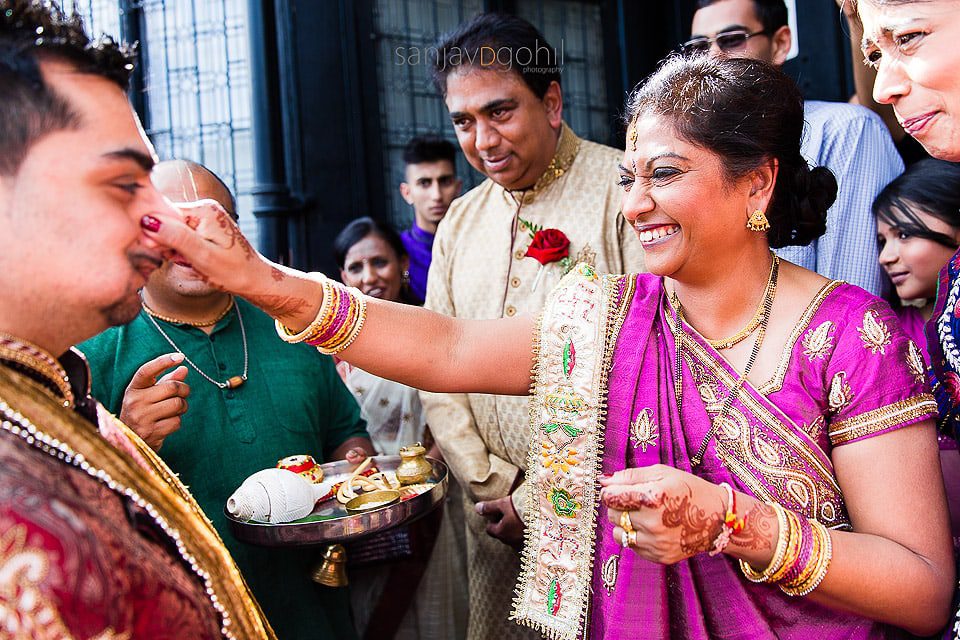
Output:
[768, 163, 836, 249]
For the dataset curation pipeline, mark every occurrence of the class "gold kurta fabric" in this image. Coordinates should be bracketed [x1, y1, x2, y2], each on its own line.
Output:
[0, 365, 275, 639]
[421, 123, 645, 639]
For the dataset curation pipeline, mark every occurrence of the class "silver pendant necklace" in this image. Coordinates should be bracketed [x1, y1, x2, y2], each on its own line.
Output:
[143, 301, 249, 389]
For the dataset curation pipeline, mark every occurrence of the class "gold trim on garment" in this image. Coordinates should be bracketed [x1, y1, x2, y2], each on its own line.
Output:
[0, 333, 75, 408]
[757, 281, 842, 394]
[512, 123, 582, 205]
[0, 366, 275, 639]
[666, 312, 851, 528]
[828, 395, 937, 446]
[511, 266, 634, 640]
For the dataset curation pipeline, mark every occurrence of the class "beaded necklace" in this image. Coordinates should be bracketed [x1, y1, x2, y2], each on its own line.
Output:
[665, 254, 779, 466]
[143, 302, 249, 390]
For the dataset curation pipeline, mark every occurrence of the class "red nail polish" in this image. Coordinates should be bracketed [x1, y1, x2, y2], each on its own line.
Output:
[141, 215, 161, 232]
[601, 473, 612, 478]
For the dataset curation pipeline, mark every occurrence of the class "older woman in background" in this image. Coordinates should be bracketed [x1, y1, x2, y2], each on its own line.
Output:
[857, 2, 960, 636]
[333, 216, 467, 640]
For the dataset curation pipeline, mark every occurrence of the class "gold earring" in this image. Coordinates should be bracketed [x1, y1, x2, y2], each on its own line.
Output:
[747, 209, 770, 232]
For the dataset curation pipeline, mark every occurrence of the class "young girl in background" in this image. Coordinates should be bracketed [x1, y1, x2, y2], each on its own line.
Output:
[875, 158, 960, 356]
[875, 158, 960, 548]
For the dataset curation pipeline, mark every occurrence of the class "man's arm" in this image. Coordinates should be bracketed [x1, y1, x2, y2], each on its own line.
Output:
[817, 110, 903, 296]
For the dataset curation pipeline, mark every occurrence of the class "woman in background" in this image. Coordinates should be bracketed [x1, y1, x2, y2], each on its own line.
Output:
[875, 158, 960, 357]
[874, 158, 960, 552]
[333, 217, 467, 640]
[334, 217, 427, 455]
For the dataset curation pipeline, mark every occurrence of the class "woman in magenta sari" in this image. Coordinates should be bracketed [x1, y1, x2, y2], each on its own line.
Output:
[144, 55, 954, 639]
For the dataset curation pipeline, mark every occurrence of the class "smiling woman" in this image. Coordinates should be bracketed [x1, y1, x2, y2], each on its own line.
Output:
[334, 217, 413, 305]
[331, 216, 468, 639]
[856, 0, 960, 161]
[853, 4, 960, 637]
[147, 54, 954, 640]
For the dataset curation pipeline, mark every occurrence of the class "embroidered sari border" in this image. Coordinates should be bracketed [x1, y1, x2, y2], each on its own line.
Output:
[678, 325, 841, 494]
[758, 280, 843, 394]
[512, 268, 634, 640]
[829, 394, 937, 446]
[668, 314, 851, 527]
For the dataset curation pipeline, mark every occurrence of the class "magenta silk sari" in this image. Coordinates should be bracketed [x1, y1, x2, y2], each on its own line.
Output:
[514, 269, 936, 640]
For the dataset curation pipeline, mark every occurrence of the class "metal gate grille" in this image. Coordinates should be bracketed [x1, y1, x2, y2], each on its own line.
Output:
[76, 0, 257, 243]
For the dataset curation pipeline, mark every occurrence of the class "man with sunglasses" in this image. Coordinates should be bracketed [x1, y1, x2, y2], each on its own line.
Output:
[686, 0, 902, 297]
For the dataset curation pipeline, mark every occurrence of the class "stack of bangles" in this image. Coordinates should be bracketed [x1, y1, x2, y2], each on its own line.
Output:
[738, 502, 834, 597]
[275, 274, 367, 355]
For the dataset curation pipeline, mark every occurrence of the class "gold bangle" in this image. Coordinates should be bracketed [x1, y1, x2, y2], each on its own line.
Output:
[740, 503, 790, 583]
[781, 522, 833, 597]
[275, 272, 334, 343]
[781, 518, 821, 590]
[768, 510, 803, 584]
[314, 285, 367, 354]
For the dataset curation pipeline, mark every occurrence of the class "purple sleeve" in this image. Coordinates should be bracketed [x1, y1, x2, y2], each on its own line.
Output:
[826, 297, 937, 447]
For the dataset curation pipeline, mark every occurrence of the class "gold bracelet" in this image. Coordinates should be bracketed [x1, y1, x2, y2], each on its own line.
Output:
[321, 286, 360, 347]
[337, 293, 367, 352]
[781, 518, 821, 591]
[316, 286, 367, 354]
[276, 272, 334, 343]
[739, 502, 790, 583]
[768, 509, 803, 584]
[780, 521, 833, 597]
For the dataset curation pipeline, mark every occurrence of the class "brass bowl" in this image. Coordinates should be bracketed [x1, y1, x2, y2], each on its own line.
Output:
[344, 490, 401, 514]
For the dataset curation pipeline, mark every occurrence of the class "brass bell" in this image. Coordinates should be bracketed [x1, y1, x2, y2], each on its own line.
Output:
[311, 543, 348, 587]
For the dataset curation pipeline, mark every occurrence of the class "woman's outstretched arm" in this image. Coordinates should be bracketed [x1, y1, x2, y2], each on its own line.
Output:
[144, 201, 535, 396]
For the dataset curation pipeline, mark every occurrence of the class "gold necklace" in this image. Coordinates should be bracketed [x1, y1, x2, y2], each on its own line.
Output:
[706, 266, 776, 351]
[0, 333, 74, 408]
[705, 255, 779, 350]
[143, 302, 249, 390]
[142, 295, 235, 328]
[669, 254, 779, 466]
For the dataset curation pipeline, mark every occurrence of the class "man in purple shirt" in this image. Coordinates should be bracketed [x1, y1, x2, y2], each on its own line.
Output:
[399, 136, 462, 303]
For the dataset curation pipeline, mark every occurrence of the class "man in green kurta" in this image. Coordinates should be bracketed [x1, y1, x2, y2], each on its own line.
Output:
[80, 160, 374, 640]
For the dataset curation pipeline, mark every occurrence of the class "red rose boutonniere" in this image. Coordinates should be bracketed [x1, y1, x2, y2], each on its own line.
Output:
[519, 217, 572, 291]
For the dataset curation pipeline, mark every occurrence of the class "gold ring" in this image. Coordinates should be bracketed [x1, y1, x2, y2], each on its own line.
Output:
[620, 529, 630, 549]
[628, 530, 638, 547]
[619, 510, 634, 534]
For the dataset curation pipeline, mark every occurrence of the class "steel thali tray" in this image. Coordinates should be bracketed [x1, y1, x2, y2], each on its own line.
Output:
[225, 455, 448, 547]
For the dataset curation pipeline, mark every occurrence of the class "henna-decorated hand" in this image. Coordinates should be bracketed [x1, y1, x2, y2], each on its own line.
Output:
[141, 201, 320, 325]
[141, 199, 269, 295]
[600, 464, 727, 565]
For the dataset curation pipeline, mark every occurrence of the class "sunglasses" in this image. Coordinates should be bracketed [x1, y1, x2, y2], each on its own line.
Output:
[680, 29, 771, 56]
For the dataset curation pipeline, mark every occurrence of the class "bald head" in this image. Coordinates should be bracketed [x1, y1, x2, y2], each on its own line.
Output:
[152, 159, 237, 219]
